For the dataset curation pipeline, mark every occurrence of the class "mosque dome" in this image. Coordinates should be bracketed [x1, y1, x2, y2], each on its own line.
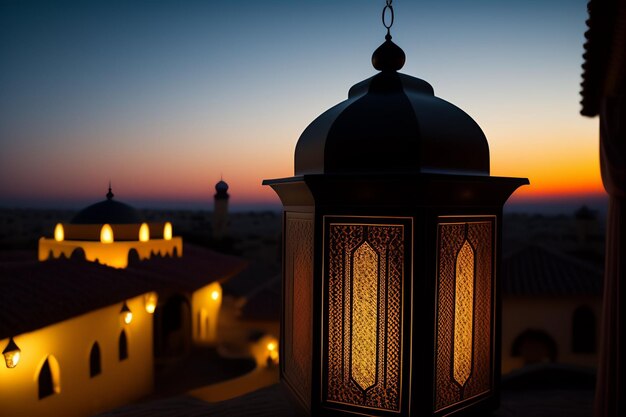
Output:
[71, 186, 142, 225]
[215, 180, 229, 193]
[214, 179, 229, 200]
[294, 37, 490, 176]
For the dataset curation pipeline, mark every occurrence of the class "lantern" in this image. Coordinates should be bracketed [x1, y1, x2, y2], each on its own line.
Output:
[2, 337, 21, 368]
[263, 9, 527, 417]
[144, 292, 158, 314]
[120, 301, 133, 325]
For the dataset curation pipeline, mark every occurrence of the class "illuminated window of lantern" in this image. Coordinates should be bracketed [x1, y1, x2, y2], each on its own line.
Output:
[139, 223, 150, 242]
[100, 224, 114, 244]
[163, 222, 173, 241]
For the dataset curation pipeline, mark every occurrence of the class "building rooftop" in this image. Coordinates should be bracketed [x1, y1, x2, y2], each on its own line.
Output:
[0, 244, 247, 340]
[502, 243, 603, 297]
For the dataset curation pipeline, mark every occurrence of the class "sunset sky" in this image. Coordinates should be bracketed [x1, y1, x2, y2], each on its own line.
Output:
[0, 0, 604, 211]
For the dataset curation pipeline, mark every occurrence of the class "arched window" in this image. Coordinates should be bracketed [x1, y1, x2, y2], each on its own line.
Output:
[572, 306, 596, 353]
[89, 342, 101, 377]
[511, 329, 558, 365]
[119, 330, 128, 361]
[38, 356, 61, 399]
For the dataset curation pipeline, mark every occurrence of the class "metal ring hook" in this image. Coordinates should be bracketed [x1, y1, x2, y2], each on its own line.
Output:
[382, 4, 394, 30]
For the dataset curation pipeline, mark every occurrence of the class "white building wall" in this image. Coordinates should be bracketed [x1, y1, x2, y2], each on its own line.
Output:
[501, 295, 602, 373]
[0, 294, 153, 417]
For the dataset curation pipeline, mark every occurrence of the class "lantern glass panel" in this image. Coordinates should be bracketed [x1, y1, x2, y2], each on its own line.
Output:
[435, 217, 494, 412]
[323, 217, 411, 413]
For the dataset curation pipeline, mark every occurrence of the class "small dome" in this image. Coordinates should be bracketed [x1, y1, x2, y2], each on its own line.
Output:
[215, 180, 229, 193]
[215, 179, 229, 200]
[294, 40, 490, 176]
[71, 187, 142, 225]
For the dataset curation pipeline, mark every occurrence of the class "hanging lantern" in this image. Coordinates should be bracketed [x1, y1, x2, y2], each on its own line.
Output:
[144, 292, 158, 314]
[120, 301, 133, 325]
[2, 337, 21, 368]
[263, 2, 527, 416]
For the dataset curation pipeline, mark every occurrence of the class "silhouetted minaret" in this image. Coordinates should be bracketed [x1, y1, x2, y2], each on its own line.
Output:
[213, 178, 229, 240]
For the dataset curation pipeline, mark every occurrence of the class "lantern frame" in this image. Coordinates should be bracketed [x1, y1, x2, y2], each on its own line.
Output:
[265, 173, 526, 417]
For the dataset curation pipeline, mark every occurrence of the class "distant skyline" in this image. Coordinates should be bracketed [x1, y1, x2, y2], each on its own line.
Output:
[0, 0, 604, 212]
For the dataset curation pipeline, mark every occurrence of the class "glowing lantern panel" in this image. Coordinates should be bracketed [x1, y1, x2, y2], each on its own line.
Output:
[325, 220, 405, 412]
[435, 219, 493, 410]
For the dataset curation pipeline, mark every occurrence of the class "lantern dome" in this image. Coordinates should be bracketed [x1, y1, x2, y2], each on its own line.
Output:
[295, 38, 490, 176]
[71, 187, 142, 225]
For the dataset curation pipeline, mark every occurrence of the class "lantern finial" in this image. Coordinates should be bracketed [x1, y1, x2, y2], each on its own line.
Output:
[372, 0, 405, 71]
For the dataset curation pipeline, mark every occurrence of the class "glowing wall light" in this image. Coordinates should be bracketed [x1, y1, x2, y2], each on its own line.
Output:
[267, 340, 279, 365]
[211, 290, 220, 301]
[144, 292, 158, 314]
[120, 302, 133, 325]
[100, 224, 114, 244]
[54, 223, 64, 242]
[139, 223, 150, 242]
[163, 222, 173, 241]
[2, 337, 21, 368]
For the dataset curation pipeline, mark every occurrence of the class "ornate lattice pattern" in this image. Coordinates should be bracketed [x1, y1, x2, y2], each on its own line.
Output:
[284, 214, 314, 407]
[453, 240, 475, 387]
[435, 219, 493, 411]
[351, 242, 379, 390]
[326, 222, 404, 411]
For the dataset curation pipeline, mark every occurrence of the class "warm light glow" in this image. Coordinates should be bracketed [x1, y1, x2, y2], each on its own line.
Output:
[100, 224, 114, 244]
[266, 338, 279, 365]
[2, 338, 21, 368]
[144, 292, 158, 314]
[211, 290, 220, 301]
[139, 223, 150, 242]
[120, 302, 133, 325]
[453, 240, 475, 387]
[351, 241, 378, 391]
[163, 222, 172, 240]
[38, 235, 183, 268]
[54, 223, 64, 242]
[123, 311, 132, 324]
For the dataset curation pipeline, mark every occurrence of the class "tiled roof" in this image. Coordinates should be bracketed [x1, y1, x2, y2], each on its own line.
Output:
[0, 257, 153, 340]
[501, 244, 603, 296]
[240, 274, 281, 321]
[0, 244, 247, 340]
[127, 244, 247, 293]
[580, 0, 626, 116]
